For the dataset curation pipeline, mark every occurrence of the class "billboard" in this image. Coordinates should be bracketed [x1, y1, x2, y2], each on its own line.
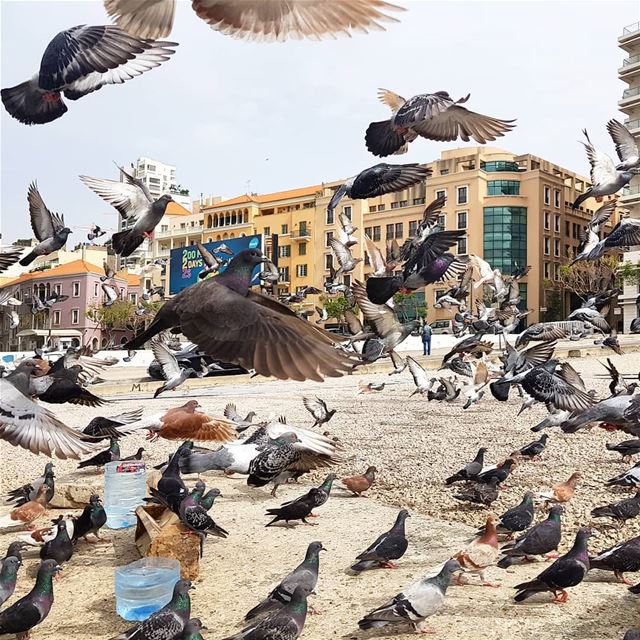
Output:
[169, 234, 262, 294]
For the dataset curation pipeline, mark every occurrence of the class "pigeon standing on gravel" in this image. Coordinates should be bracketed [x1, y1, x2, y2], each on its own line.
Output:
[18, 183, 72, 266]
[110, 579, 192, 640]
[223, 585, 308, 640]
[342, 466, 377, 497]
[302, 397, 336, 429]
[72, 494, 108, 543]
[357, 559, 461, 633]
[265, 489, 323, 527]
[591, 490, 640, 524]
[280, 474, 337, 518]
[606, 439, 640, 462]
[0, 556, 22, 607]
[81, 166, 174, 257]
[0, 559, 61, 638]
[453, 515, 500, 586]
[40, 519, 73, 565]
[453, 477, 500, 507]
[491, 492, 535, 536]
[1, 25, 177, 125]
[350, 509, 411, 573]
[445, 448, 488, 484]
[475, 459, 516, 487]
[5, 462, 55, 506]
[514, 528, 591, 603]
[590, 536, 640, 585]
[244, 541, 325, 620]
[498, 506, 563, 568]
[511, 434, 549, 460]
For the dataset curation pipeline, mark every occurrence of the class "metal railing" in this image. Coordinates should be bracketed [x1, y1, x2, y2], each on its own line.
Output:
[623, 22, 640, 36]
[622, 86, 640, 99]
[626, 118, 640, 130]
[623, 185, 640, 196]
[291, 228, 311, 238]
[624, 54, 640, 66]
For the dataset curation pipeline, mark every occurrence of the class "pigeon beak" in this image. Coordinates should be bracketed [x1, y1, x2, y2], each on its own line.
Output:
[260, 256, 271, 263]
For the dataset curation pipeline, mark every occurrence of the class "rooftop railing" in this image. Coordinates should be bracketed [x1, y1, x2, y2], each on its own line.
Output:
[622, 86, 640, 99]
[623, 22, 640, 36]
[623, 54, 640, 66]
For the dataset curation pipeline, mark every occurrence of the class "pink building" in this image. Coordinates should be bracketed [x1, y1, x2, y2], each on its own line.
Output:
[0, 260, 141, 352]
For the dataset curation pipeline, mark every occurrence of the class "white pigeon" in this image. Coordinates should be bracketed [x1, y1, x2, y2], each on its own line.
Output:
[407, 356, 436, 396]
[150, 339, 198, 399]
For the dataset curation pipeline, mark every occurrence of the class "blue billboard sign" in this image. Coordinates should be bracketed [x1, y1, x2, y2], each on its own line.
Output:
[169, 234, 262, 294]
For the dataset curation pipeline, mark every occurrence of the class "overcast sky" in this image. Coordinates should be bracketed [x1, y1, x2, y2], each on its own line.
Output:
[1, 0, 638, 242]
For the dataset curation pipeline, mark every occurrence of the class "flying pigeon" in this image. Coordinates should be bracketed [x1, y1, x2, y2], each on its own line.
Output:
[0, 360, 101, 459]
[0, 560, 61, 638]
[104, 0, 404, 40]
[81, 165, 173, 257]
[102, 282, 118, 307]
[110, 579, 192, 640]
[572, 128, 639, 209]
[498, 506, 563, 568]
[126, 249, 357, 381]
[151, 339, 198, 399]
[514, 528, 591, 603]
[87, 223, 106, 241]
[302, 397, 336, 428]
[327, 163, 430, 216]
[350, 509, 410, 573]
[81, 408, 144, 441]
[607, 119, 640, 171]
[358, 559, 461, 633]
[223, 403, 257, 432]
[0, 246, 24, 272]
[366, 88, 515, 157]
[19, 183, 72, 266]
[1, 25, 177, 125]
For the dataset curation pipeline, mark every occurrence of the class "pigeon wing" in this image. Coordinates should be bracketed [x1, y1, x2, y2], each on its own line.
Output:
[104, 0, 176, 39]
[607, 119, 639, 163]
[581, 130, 618, 185]
[27, 182, 64, 241]
[406, 356, 430, 389]
[80, 175, 149, 220]
[364, 234, 386, 273]
[151, 339, 181, 380]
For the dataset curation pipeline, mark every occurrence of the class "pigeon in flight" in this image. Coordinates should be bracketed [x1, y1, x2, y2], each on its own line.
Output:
[572, 128, 639, 209]
[104, 0, 404, 40]
[2, 25, 177, 125]
[19, 183, 72, 266]
[81, 165, 173, 257]
[0, 360, 101, 459]
[196, 242, 227, 279]
[0, 246, 24, 272]
[151, 338, 198, 398]
[126, 249, 358, 381]
[327, 163, 431, 217]
[302, 397, 336, 428]
[366, 89, 515, 157]
[607, 119, 640, 171]
[87, 224, 107, 241]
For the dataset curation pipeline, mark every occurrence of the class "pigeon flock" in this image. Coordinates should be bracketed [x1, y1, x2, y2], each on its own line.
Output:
[1, 1, 640, 640]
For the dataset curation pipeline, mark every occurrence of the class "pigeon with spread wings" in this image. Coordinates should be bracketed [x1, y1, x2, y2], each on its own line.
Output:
[151, 339, 198, 399]
[2, 25, 177, 125]
[366, 88, 515, 157]
[19, 183, 72, 266]
[104, 0, 404, 40]
[81, 165, 173, 257]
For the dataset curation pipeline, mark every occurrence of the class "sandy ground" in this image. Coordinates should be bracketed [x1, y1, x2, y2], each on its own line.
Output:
[1, 349, 640, 640]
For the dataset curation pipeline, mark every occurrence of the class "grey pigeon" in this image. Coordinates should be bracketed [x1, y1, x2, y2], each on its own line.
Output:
[606, 439, 640, 462]
[179, 488, 228, 555]
[606, 462, 640, 488]
[223, 403, 257, 432]
[358, 559, 461, 633]
[151, 338, 197, 399]
[244, 542, 325, 620]
[222, 584, 308, 640]
[590, 535, 640, 584]
[5, 462, 55, 506]
[445, 447, 487, 484]
[81, 165, 173, 257]
[302, 397, 335, 428]
[350, 509, 410, 573]
[514, 528, 591, 603]
[327, 163, 430, 216]
[365, 88, 515, 157]
[573, 128, 639, 209]
[498, 506, 563, 568]
[110, 579, 192, 640]
[3, 541, 27, 563]
[0, 360, 100, 459]
[479, 492, 535, 537]
[561, 394, 639, 434]
[125, 250, 357, 381]
[607, 119, 640, 171]
[0, 556, 22, 607]
[0, 559, 61, 638]
[2, 25, 177, 125]
[512, 434, 549, 460]
[19, 183, 72, 266]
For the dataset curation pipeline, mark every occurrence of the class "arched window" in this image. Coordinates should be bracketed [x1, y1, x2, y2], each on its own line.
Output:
[91, 337, 99, 351]
[213, 214, 218, 227]
[244, 210, 248, 223]
[216, 235, 221, 241]
[207, 237, 212, 243]
[231, 212, 237, 225]
[230, 233, 235, 238]
[223, 233, 229, 239]
[71, 338, 80, 348]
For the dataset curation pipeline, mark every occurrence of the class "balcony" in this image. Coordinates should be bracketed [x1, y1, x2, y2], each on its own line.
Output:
[621, 184, 640, 205]
[620, 54, 640, 77]
[626, 118, 640, 134]
[291, 227, 311, 242]
[619, 86, 640, 109]
[620, 22, 640, 50]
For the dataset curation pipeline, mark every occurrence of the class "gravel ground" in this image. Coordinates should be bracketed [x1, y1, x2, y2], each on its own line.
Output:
[0, 350, 639, 639]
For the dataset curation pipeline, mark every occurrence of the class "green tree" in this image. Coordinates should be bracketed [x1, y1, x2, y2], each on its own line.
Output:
[320, 295, 354, 320]
[393, 291, 427, 322]
[618, 259, 640, 288]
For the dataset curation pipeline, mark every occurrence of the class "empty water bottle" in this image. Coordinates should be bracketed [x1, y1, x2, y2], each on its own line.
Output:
[115, 558, 180, 621]
[104, 460, 147, 529]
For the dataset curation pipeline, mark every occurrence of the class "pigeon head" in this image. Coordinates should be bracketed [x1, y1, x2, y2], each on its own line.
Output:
[89, 494, 102, 505]
[195, 480, 206, 493]
[306, 541, 326, 556]
[230, 249, 269, 270]
[204, 488, 222, 499]
[2, 556, 22, 573]
[567, 472, 582, 486]
[274, 432, 301, 446]
[19, 358, 42, 374]
[44, 462, 55, 473]
[539, 434, 549, 443]
[184, 619, 206, 635]
[59, 227, 73, 238]
[397, 508, 411, 521]
[174, 579, 192, 595]
[549, 505, 564, 519]
[39, 559, 62, 576]
[443, 558, 461, 574]
[183, 400, 200, 411]
[365, 465, 378, 474]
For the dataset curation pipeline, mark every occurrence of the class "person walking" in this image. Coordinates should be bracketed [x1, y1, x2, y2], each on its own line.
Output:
[421, 321, 432, 356]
